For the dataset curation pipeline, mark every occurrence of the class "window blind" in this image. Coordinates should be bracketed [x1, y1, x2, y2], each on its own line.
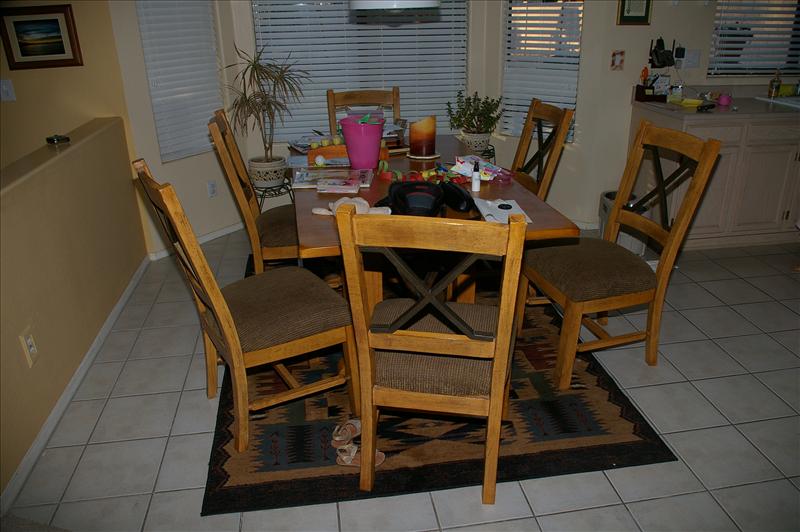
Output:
[502, 0, 583, 137]
[251, 0, 467, 140]
[708, 0, 800, 76]
[137, 0, 223, 162]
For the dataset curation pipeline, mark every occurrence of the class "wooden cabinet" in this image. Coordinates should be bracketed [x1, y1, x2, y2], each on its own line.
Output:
[631, 100, 800, 248]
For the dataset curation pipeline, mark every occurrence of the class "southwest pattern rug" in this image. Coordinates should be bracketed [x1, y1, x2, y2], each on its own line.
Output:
[202, 303, 675, 515]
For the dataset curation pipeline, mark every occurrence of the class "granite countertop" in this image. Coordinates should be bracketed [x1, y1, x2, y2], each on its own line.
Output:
[633, 97, 800, 121]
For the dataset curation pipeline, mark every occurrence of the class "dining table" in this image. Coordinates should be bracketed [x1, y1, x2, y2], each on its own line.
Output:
[293, 135, 579, 259]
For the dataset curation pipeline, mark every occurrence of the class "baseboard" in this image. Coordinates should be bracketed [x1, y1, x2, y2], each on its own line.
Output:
[0, 257, 150, 515]
[147, 222, 244, 261]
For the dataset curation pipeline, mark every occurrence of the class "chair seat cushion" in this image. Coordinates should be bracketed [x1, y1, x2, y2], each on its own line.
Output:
[222, 266, 350, 352]
[524, 238, 656, 302]
[256, 204, 298, 249]
[371, 298, 495, 397]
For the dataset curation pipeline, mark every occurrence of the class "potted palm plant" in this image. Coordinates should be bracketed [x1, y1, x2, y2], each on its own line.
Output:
[227, 46, 308, 187]
[446, 90, 503, 152]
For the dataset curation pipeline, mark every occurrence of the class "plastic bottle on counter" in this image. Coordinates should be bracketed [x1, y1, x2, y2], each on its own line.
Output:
[768, 69, 781, 99]
[471, 161, 481, 192]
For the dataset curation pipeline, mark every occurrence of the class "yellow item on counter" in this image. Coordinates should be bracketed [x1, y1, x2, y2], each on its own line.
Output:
[680, 98, 702, 107]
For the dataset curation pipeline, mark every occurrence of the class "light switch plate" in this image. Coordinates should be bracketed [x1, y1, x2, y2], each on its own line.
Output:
[0, 79, 16, 102]
[683, 49, 701, 69]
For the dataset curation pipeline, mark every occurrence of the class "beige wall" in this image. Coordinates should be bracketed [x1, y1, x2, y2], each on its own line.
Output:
[0, 118, 146, 491]
[0, 0, 133, 168]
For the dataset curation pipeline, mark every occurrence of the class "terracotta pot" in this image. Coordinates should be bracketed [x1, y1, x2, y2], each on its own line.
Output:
[249, 156, 287, 188]
[459, 131, 491, 152]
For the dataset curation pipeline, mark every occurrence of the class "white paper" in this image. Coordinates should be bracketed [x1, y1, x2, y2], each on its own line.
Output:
[473, 199, 532, 224]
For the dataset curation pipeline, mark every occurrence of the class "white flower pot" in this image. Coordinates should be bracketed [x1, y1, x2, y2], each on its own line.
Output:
[249, 156, 287, 188]
[459, 131, 492, 152]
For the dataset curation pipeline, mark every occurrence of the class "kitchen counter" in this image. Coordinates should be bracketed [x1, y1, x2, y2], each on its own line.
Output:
[633, 97, 800, 121]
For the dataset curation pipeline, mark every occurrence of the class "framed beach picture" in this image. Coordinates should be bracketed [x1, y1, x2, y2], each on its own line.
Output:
[617, 0, 652, 25]
[0, 4, 82, 70]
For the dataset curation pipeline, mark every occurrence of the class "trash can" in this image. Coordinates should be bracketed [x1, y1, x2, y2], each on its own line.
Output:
[598, 191, 646, 256]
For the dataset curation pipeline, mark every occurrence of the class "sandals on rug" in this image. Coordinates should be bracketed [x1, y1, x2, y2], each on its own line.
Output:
[336, 442, 386, 467]
[331, 419, 361, 449]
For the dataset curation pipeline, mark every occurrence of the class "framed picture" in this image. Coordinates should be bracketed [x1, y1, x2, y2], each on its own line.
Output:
[0, 4, 83, 70]
[617, 0, 651, 26]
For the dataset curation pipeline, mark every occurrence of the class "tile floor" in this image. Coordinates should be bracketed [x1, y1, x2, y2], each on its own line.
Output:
[7, 232, 800, 531]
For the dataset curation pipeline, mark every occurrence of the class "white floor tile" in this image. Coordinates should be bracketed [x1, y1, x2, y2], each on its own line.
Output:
[448, 516, 541, 531]
[770, 329, 800, 355]
[155, 279, 193, 303]
[172, 389, 220, 435]
[520, 471, 620, 516]
[715, 334, 800, 372]
[128, 282, 163, 307]
[94, 330, 139, 363]
[129, 325, 199, 359]
[73, 362, 124, 400]
[537, 505, 638, 532]
[712, 479, 800, 532]
[681, 306, 760, 338]
[241, 502, 339, 532]
[758, 253, 800, 274]
[184, 354, 224, 391]
[63, 438, 166, 501]
[754, 368, 800, 411]
[699, 278, 772, 305]
[659, 340, 746, 380]
[715, 256, 781, 277]
[8, 504, 57, 526]
[665, 426, 781, 489]
[52, 494, 150, 532]
[737, 416, 800, 477]
[677, 260, 737, 282]
[144, 488, 240, 532]
[665, 283, 724, 310]
[14, 446, 83, 506]
[702, 247, 750, 260]
[604, 461, 704, 503]
[112, 304, 152, 331]
[627, 383, 727, 433]
[732, 301, 800, 333]
[338, 492, 439, 532]
[432, 482, 532, 529]
[593, 348, 685, 388]
[155, 432, 214, 491]
[111, 356, 191, 397]
[693, 375, 795, 423]
[747, 274, 800, 300]
[626, 311, 707, 344]
[627, 491, 736, 532]
[143, 301, 199, 329]
[48, 400, 105, 448]
[90, 392, 180, 443]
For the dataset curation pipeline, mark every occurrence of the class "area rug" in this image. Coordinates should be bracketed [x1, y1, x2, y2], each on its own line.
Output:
[202, 303, 675, 515]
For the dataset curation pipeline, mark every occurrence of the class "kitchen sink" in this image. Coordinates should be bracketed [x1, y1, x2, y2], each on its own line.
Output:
[755, 96, 800, 109]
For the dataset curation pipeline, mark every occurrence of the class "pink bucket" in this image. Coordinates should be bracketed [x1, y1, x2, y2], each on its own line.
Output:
[340, 115, 385, 170]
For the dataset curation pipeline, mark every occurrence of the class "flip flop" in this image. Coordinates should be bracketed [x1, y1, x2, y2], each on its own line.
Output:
[336, 442, 385, 467]
[331, 419, 361, 449]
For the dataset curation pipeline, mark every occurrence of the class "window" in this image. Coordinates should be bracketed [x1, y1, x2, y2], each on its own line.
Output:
[708, 0, 800, 76]
[137, 0, 223, 162]
[502, 0, 583, 137]
[251, 0, 468, 140]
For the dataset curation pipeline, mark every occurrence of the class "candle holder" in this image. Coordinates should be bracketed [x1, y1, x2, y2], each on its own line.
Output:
[408, 115, 439, 160]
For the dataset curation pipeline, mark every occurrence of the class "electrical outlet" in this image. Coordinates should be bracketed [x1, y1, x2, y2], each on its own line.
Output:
[19, 333, 38, 367]
[0, 79, 16, 102]
[207, 180, 218, 198]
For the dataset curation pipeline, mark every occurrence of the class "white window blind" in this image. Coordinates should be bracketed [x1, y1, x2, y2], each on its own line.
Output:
[502, 0, 583, 137]
[708, 0, 800, 76]
[137, 0, 223, 162]
[251, 0, 467, 140]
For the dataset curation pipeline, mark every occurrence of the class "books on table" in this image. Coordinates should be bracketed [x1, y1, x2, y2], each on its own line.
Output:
[293, 168, 374, 193]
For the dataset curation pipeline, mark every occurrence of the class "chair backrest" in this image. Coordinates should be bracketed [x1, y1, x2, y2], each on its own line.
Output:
[510, 99, 574, 200]
[208, 109, 263, 265]
[133, 159, 244, 375]
[606, 120, 721, 288]
[327, 87, 401, 135]
[336, 206, 526, 395]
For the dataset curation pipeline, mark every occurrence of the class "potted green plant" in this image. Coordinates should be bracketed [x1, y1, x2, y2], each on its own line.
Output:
[446, 90, 503, 152]
[227, 46, 308, 187]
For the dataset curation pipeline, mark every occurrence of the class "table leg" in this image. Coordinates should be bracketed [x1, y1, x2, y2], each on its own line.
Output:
[454, 273, 476, 303]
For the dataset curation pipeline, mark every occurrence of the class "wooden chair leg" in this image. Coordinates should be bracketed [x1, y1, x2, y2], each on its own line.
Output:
[596, 311, 608, 325]
[502, 373, 512, 421]
[554, 302, 582, 391]
[482, 402, 504, 504]
[455, 273, 477, 303]
[231, 366, 250, 452]
[645, 298, 663, 366]
[343, 326, 361, 417]
[359, 404, 378, 491]
[203, 332, 218, 399]
[515, 275, 529, 336]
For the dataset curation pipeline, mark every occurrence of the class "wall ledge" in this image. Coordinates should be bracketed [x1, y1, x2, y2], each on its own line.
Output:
[0, 256, 149, 514]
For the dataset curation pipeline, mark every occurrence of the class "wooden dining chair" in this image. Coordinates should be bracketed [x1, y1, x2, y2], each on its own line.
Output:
[208, 110, 298, 274]
[510, 99, 574, 201]
[517, 120, 720, 390]
[327, 87, 401, 135]
[336, 205, 526, 504]
[133, 159, 359, 452]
